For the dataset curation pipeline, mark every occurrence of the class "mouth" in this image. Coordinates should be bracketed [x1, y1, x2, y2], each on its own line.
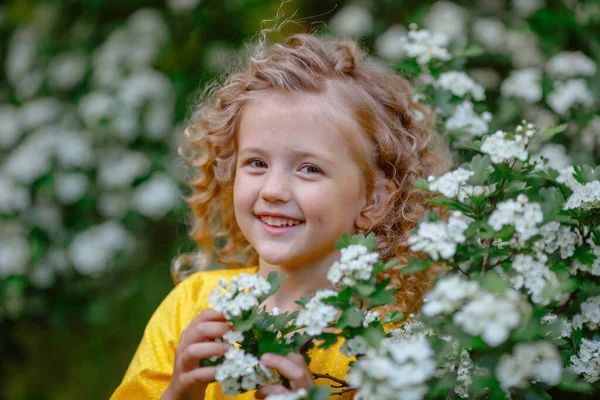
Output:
[255, 215, 305, 234]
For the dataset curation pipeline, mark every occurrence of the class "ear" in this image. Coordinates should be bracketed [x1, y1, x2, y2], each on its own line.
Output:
[355, 176, 397, 232]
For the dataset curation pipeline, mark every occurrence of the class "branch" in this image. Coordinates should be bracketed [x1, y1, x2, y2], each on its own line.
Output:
[331, 387, 356, 397]
[312, 372, 351, 388]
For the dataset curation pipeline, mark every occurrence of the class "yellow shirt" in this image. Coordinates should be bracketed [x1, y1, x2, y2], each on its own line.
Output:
[110, 267, 353, 399]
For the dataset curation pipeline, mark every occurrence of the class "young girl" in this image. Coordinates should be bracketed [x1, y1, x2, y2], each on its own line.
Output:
[110, 33, 449, 400]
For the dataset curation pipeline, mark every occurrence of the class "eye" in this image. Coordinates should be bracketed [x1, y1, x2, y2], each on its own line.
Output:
[299, 164, 322, 174]
[247, 159, 267, 168]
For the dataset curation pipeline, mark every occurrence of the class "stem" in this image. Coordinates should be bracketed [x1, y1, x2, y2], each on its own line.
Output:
[481, 238, 494, 277]
[555, 289, 579, 314]
[312, 372, 351, 388]
[451, 260, 470, 278]
[331, 388, 356, 397]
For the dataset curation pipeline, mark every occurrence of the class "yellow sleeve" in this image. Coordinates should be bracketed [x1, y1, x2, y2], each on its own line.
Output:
[110, 273, 203, 400]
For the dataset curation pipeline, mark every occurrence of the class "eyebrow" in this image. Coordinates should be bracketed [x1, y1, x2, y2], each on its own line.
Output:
[238, 147, 335, 167]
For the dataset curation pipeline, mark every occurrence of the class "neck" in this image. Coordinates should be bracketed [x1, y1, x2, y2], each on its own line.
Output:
[257, 252, 339, 313]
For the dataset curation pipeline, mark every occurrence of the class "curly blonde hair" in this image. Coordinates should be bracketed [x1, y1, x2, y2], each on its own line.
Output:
[176, 33, 451, 318]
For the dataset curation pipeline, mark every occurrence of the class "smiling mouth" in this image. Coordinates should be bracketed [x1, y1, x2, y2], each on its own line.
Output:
[257, 216, 303, 227]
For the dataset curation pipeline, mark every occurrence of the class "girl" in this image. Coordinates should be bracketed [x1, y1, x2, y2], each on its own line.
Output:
[111, 33, 449, 400]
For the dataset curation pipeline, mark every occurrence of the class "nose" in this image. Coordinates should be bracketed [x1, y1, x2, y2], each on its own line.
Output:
[260, 167, 292, 203]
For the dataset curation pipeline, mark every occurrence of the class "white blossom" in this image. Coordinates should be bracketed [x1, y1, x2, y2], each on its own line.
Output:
[390, 319, 434, 342]
[556, 166, 581, 191]
[329, 4, 374, 37]
[68, 221, 134, 276]
[469, 68, 501, 90]
[408, 212, 471, 261]
[454, 289, 522, 346]
[167, 0, 202, 13]
[17, 97, 63, 131]
[363, 310, 380, 327]
[327, 244, 378, 286]
[570, 338, 600, 383]
[0, 105, 23, 149]
[348, 336, 436, 400]
[504, 30, 545, 68]
[532, 144, 572, 172]
[541, 312, 573, 339]
[445, 101, 492, 136]
[563, 180, 600, 210]
[481, 130, 529, 164]
[97, 150, 151, 189]
[488, 194, 543, 243]
[455, 349, 473, 399]
[47, 52, 87, 91]
[132, 173, 181, 219]
[0, 236, 29, 278]
[423, 1, 468, 41]
[511, 254, 561, 305]
[341, 335, 370, 357]
[375, 25, 407, 61]
[500, 68, 543, 103]
[216, 347, 274, 395]
[399, 28, 451, 65]
[547, 79, 595, 115]
[438, 72, 485, 101]
[427, 168, 475, 198]
[0, 175, 30, 213]
[496, 341, 562, 388]
[472, 18, 505, 53]
[295, 289, 338, 336]
[578, 295, 600, 329]
[78, 91, 116, 128]
[546, 51, 596, 78]
[422, 275, 481, 316]
[537, 222, 578, 259]
[512, 0, 545, 17]
[55, 172, 89, 204]
[210, 273, 271, 319]
[223, 330, 244, 345]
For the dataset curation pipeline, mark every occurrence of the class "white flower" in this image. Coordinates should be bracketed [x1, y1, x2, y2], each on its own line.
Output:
[399, 28, 451, 65]
[504, 30, 545, 68]
[97, 150, 151, 189]
[537, 222, 578, 259]
[17, 97, 63, 131]
[0, 236, 29, 278]
[472, 18, 505, 53]
[375, 25, 408, 61]
[363, 310, 380, 327]
[68, 221, 134, 276]
[457, 184, 495, 203]
[511, 254, 561, 305]
[556, 166, 582, 191]
[348, 336, 436, 400]
[428, 168, 475, 198]
[223, 330, 244, 345]
[481, 130, 529, 164]
[98, 192, 130, 218]
[437, 72, 485, 101]
[132, 173, 181, 219]
[215, 347, 273, 395]
[47, 52, 87, 91]
[541, 312, 573, 339]
[0, 105, 23, 149]
[408, 212, 471, 261]
[469, 68, 501, 90]
[496, 341, 562, 388]
[210, 273, 271, 319]
[55, 173, 89, 205]
[512, 0, 545, 17]
[454, 290, 522, 346]
[570, 237, 600, 276]
[532, 144, 572, 172]
[327, 244, 378, 286]
[488, 195, 543, 243]
[455, 349, 473, 399]
[118, 69, 173, 109]
[546, 51, 596, 78]
[265, 388, 307, 400]
[3, 129, 54, 184]
[500, 68, 543, 103]
[329, 4, 373, 37]
[445, 101, 492, 136]
[547, 79, 595, 115]
[341, 335, 370, 357]
[422, 275, 481, 316]
[563, 180, 600, 210]
[423, 1, 468, 41]
[167, 0, 202, 13]
[390, 319, 434, 342]
[570, 338, 600, 383]
[578, 295, 600, 329]
[296, 289, 338, 335]
[78, 91, 116, 128]
[0, 175, 30, 213]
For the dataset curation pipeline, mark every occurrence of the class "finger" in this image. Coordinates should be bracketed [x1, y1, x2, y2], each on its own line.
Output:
[254, 384, 288, 399]
[196, 308, 228, 323]
[260, 354, 313, 389]
[179, 366, 218, 387]
[180, 342, 230, 371]
[180, 321, 232, 349]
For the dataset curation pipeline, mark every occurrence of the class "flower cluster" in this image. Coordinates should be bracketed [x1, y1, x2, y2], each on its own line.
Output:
[210, 273, 271, 319]
[488, 194, 543, 243]
[573, 295, 600, 330]
[398, 27, 451, 65]
[496, 341, 563, 389]
[510, 254, 561, 305]
[427, 168, 474, 198]
[348, 336, 437, 400]
[547, 79, 595, 115]
[327, 244, 379, 287]
[454, 350, 473, 399]
[537, 222, 579, 259]
[437, 71, 485, 101]
[480, 130, 529, 164]
[570, 338, 600, 383]
[563, 180, 600, 210]
[570, 238, 600, 276]
[445, 101, 492, 137]
[541, 313, 573, 339]
[216, 346, 276, 396]
[295, 289, 338, 336]
[408, 212, 471, 261]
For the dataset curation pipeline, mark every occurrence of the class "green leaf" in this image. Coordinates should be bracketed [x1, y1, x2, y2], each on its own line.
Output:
[354, 283, 374, 297]
[317, 333, 339, 350]
[369, 281, 397, 306]
[573, 245, 597, 265]
[453, 44, 485, 58]
[479, 271, 509, 294]
[307, 385, 332, 400]
[466, 155, 492, 186]
[557, 370, 593, 393]
[334, 232, 351, 250]
[540, 124, 567, 139]
[427, 196, 474, 215]
[383, 311, 404, 325]
[363, 326, 385, 348]
[401, 258, 432, 275]
[413, 178, 430, 190]
[336, 307, 364, 329]
[258, 330, 287, 355]
[539, 187, 565, 223]
[264, 271, 288, 299]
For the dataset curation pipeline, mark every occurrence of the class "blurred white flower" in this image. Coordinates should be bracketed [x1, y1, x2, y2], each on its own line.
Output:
[556, 166, 581, 191]
[500, 68, 543, 103]
[78, 91, 116, 128]
[6, 27, 43, 98]
[132, 173, 181, 219]
[532, 144, 572, 171]
[577, 295, 600, 329]
[18, 97, 63, 131]
[0, 105, 23, 149]
[327, 244, 378, 286]
[469, 68, 501, 90]
[54, 130, 95, 169]
[341, 335, 370, 357]
[3, 129, 55, 184]
[0, 236, 29, 278]
[488, 194, 543, 243]
[0, 175, 30, 213]
[112, 105, 140, 141]
[144, 101, 174, 140]
[68, 221, 134, 276]
[580, 116, 600, 148]
[438, 71, 485, 101]
[399, 28, 451, 65]
[47, 52, 87, 91]
[98, 192, 131, 218]
[55, 172, 89, 204]
[445, 101, 491, 136]
[496, 341, 562, 388]
[547, 79, 595, 115]
[167, 0, 202, 12]
[296, 289, 338, 335]
[409, 212, 471, 261]
[504, 30, 545, 68]
[329, 4, 374, 37]
[265, 389, 307, 400]
[375, 25, 407, 62]
[538, 221, 578, 259]
[97, 150, 151, 189]
[422, 275, 481, 317]
[423, 1, 468, 41]
[119, 69, 173, 109]
[563, 180, 600, 210]
[546, 51, 596, 78]
[541, 312, 573, 339]
[512, 0, 545, 17]
[523, 105, 558, 130]
[28, 202, 63, 235]
[428, 168, 474, 198]
[471, 18, 505, 53]
[570, 338, 600, 383]
[481, 130, 529, 164]
[511, 253, 561, 305]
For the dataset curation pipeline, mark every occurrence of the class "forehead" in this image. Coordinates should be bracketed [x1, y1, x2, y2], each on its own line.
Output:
[237, 91, 364, 157]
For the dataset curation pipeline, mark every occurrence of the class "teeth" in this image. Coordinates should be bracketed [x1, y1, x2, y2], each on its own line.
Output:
[260, 216, 302, 227]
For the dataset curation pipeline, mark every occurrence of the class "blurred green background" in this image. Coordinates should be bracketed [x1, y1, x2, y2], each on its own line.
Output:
[0, 0, 598, 399]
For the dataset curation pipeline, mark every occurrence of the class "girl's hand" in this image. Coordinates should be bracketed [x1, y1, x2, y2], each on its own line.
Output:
[162, 308, 232, 400]
[254, 353, 315, 399]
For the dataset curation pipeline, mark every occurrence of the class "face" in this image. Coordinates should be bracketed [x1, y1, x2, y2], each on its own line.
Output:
[233, 92, 368, 269]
